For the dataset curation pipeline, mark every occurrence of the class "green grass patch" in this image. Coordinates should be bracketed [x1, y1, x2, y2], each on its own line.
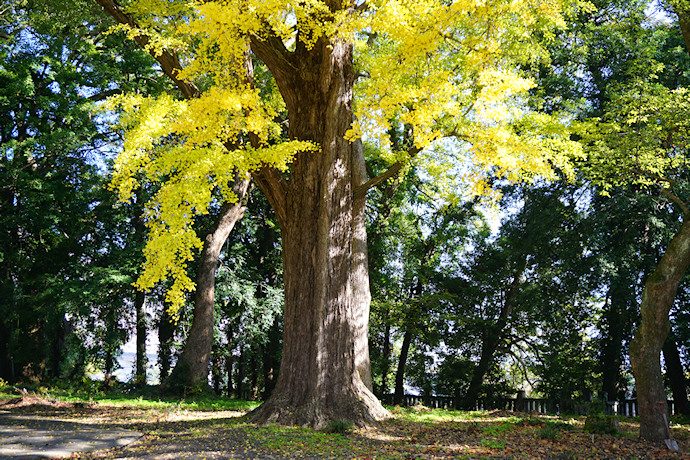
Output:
[0, 383, 260, 412]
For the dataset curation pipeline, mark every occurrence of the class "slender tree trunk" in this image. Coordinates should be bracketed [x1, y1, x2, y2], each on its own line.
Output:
[250, 353, 259, 400]
[167, 177, 249, 390]
[104, 349, 114, 387]
[50, 317, 65, 379]
[463, 260, 524, 408]
[226, 322, 234, 397]
[381, 315, 391, 396]
[226, 356, 234, 397]
[630, 217, 690, 440]
[394, 330, 413, 405]
[601, 275, 629, 401]
[662, 332, 689, 416]
[158, 307, 175, 380]
[211, 344, 222, 395]
[262, 317, 281, 400]
[248, 34, 386, 428]
[135, 290, 147, 386]
[236, 346, 245, 400]
[133, 189, 147, 386]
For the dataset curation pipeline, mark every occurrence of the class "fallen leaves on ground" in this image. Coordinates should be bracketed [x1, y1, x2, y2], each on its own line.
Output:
[2, 396, 690, 459]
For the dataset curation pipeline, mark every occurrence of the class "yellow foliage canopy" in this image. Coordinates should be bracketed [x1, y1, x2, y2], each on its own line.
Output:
[106, 0, 585, 312]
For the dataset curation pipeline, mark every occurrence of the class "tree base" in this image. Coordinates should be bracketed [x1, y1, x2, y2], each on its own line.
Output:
[247, 384, 390, 429]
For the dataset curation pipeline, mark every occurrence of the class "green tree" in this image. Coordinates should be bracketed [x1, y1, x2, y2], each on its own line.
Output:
[579, 21, 690, 439]
[212, 189, 284, 399]
[95, 0, 578, 427]
[0, 0, 163, 382]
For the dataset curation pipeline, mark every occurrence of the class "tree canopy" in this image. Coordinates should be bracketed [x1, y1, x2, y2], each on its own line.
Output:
[105, 0, 583, 313]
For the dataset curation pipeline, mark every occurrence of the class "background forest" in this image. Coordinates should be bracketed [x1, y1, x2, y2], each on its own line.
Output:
[1, 0, 690, 432]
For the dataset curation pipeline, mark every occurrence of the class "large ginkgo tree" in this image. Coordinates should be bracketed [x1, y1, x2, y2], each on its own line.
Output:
[95, 0, 579, 427]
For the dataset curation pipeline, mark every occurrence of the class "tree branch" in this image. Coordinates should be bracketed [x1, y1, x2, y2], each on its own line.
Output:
[671, 1, 690, 56]
[630, 167, 689, 215]
[249, 33, 297, 109]
[354, 1, 370, 12]
[354, 147, 419, 199]
[93, 0, 200, 99]
[96, 0, 291, 221]
[252, 167, 289, 225]
[661, 188, 690, 216]
[249, 33, 294, 76]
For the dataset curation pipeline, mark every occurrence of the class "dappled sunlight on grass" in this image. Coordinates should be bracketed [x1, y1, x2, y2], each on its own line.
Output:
[3, 391, 690, 459]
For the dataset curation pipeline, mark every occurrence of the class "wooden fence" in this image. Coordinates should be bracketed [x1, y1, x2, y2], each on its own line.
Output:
[379, 394, 682, 417]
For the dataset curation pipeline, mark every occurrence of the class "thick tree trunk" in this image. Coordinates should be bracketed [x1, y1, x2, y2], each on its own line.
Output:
[463, 333, 499, 408]
[97, 0, 382, 427]
[166, 177, 249, 390]
[134, 290, 147, 386]
[630, 217, 690, 440]
[662, 333, 689, 416]
[394, 330, 413, 406]
[248, 34, 387, 428]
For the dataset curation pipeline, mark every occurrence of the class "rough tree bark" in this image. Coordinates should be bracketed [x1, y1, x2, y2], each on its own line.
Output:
[630, 217, 690, 440]
[247, 29, 387, 428]
[95, 0, 386, 426]
[167, 177, 250, 389]
[627, 3, 690, 441]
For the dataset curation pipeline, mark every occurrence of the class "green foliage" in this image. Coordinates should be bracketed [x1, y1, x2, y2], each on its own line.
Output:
[205, 189, 284, 398]
[538, 423, 562, 439]
[0, 0, 168, 383]
[479, 438, 507, 450]
[323, 420, 355, 434]
[480, 422, 514, 437]
[584, 415, 620, 435]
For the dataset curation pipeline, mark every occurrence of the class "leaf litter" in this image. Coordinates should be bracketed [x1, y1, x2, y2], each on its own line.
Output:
[2, 396, 690, 459]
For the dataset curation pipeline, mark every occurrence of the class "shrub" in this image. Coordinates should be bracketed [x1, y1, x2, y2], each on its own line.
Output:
[584, 415, 619, 435]
[324, 420, 355, 434]
[539, 423, 561, 439]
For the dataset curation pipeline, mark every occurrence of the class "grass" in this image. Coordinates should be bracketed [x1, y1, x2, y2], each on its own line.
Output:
[3, 386, 690, 459]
